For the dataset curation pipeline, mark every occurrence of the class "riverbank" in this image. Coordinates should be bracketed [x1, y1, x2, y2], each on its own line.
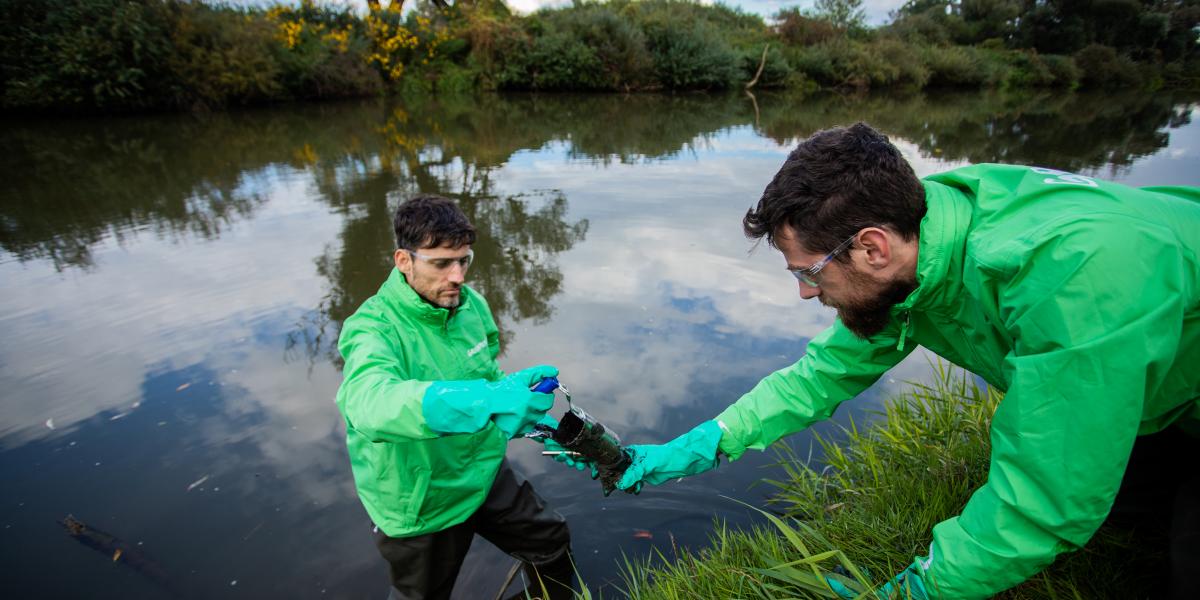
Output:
[3, 0, 1198, 113]
[618, 365, 1159, 599]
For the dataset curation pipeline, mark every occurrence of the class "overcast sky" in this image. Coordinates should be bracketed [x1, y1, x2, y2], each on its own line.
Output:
[319, 0, 906, 26]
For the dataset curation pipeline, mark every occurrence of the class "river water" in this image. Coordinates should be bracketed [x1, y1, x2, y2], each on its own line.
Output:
[1, 90, 1197, 599]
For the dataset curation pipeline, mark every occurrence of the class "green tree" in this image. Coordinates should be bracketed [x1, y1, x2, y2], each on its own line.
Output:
[814, 0, 866, 30]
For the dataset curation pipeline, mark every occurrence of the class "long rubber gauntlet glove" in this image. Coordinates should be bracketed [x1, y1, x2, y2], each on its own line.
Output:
[616, 420, 723, 493]
[421, 365, 558, 438]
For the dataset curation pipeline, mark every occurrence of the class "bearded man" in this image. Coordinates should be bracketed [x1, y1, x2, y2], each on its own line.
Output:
[614, 123, 1200, 599]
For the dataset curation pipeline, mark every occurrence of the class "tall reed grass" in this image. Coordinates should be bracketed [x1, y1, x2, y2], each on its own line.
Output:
[617, 363, 1155, 599]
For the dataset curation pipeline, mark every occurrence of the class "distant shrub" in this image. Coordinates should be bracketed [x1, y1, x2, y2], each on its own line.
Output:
[462, 13, 531, 90]
[888, 12, 953, 46]
[741, 45, 791, 88]
[168, 3, 284, 109]
[644, 21, 741, 89]
[1, 0, 177, 110]
[872, 38, 930, 88]
[523, 30, 606, 90]
[788, 38, 927, 90]
[774, 8, 839, 46]
[1000, 50, 1056, 87]
[1074, 44, 1143, 88]
[1041, 53, 1082, 89]
[544, 7, 653, 90]
[921, 44, 988, 87]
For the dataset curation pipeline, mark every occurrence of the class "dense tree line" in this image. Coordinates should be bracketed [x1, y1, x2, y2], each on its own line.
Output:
[1, 0, 1196, 112]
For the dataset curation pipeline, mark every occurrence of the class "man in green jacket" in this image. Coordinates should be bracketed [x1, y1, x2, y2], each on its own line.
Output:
[615, 123, 1200, 598]
[335, 194, 575, 600]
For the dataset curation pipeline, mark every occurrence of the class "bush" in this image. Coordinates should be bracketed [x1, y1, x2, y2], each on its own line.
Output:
[168, 3, 285, 109]
[1000, 50, 1056, 88]
[543, 7, 653, 90]
[1, 0, 177, 110]
[644, 21, 741, 90]
[741, 45, 791, 88]
[774, 8, 839, 46]
[1041, 54, 1082, 89]
[922, 44, 989, 87]
[788, 38, 928, 90]
[1074, 44, 1143, 88]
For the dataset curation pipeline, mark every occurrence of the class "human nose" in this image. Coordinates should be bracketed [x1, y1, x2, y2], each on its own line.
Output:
[446, 263, 467, 283]
[798, 280, 820, 300]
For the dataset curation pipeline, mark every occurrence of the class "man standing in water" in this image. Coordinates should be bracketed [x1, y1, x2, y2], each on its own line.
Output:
[335, 194, 576, 599]
[616, 124, 1200, 598]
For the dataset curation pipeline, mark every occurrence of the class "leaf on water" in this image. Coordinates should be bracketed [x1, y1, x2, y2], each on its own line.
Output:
[112, 549, 122, 562]
[175, 383, 191, 392]
[186, 475, 209, 492]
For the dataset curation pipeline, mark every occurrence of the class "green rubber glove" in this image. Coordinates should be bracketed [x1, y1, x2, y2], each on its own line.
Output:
[532, 415, 590, 471]
[422, 365, 558, 438]
[827, 560, 931, 599]
[616, 420, 723, 493]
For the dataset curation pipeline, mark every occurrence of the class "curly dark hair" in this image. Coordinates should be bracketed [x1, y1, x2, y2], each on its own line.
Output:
[394, 194, 476, 250]
[744, 122, 926, 256]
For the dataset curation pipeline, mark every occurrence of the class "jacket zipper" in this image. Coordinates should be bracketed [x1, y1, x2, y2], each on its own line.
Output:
[897, 311, 911, 352]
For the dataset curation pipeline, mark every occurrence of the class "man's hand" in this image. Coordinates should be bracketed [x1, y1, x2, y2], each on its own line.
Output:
[531, 415, 591, 471]
[826, 561, 931, 599]
[489, 365, 559, 437]
[421, 365, 559, 438]
[616, 420, 723, 493]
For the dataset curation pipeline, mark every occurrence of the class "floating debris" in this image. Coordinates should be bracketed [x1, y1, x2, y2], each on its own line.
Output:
[186, 475, 209, 492]
[60, 515, 178, 596]
[175, 383, 191, 392]
[45, 419, 55, 430]
[632, 529, 653, 540]
[109, 413, 129, 421]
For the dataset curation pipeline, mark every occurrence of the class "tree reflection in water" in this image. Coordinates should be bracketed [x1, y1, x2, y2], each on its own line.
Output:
[286, 97, 590, 368]
[2, 89, 1194, 363]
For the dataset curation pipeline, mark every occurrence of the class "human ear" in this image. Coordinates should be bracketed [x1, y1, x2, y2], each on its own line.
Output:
[857, 228, 892, 269]
[394, 248, 411, 272]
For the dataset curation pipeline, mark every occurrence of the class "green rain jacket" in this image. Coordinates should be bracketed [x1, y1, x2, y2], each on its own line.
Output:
[716, 164, 1200, 598]
[335, 268, 507, 538]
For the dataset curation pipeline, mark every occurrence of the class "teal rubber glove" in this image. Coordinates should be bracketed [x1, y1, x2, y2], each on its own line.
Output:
[533, 415, 591, 471]
[827, 561, 931, 599]
[422, 365, 559, 438]
[616, 420, 723, 493]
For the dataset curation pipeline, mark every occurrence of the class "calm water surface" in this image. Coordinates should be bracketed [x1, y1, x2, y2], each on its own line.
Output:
[2, 90, 1198, 598]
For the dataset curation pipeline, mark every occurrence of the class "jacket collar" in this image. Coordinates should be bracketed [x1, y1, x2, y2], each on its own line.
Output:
[380, 267, 471, 327]
[893, 180, 973, 315]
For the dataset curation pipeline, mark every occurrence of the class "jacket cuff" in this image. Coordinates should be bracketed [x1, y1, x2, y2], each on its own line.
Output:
[715, 419, 747, 461]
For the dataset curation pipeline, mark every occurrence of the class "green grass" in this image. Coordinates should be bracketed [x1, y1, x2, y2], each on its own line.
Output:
[614, 362, 1158, 599]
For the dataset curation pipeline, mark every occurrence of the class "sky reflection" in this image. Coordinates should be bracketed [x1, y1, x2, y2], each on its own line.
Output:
[1, 91, 1197, 598]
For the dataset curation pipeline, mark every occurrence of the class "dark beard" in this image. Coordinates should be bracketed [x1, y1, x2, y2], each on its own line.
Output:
[836, 271, 917, 339]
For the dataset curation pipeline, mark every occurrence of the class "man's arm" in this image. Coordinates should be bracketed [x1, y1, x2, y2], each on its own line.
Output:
[716, 318, 914, 459]
[335, 310, 557, 443]
[335, 313, 441, 443]
[916, 217, 1188, 598]
[616, 318, 913, 492]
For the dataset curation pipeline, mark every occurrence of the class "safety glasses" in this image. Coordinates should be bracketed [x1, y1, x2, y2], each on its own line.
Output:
[406, 248, 474, 272]
[788, 234, 856, 287]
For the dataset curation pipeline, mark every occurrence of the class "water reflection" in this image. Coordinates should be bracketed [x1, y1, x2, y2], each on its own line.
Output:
[1, 89, 1197, 599]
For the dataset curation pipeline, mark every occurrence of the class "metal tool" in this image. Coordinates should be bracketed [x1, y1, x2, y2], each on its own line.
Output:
[525, 377, 633, 495]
